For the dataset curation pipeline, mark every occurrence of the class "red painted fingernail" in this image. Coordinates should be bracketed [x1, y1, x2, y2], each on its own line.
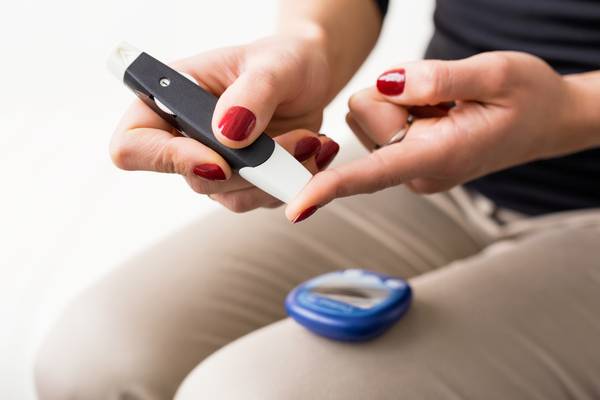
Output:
[293, 205, 319, 224]
[218, 106, 256, 141]
[376, 68, 406, 96]
[315, 140, 340, 170]
[294, 137, 322, 162]
[193, 163, 226, 180]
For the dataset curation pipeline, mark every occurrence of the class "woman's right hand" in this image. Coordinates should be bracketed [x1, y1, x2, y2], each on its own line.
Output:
[109, 33, 340, 213]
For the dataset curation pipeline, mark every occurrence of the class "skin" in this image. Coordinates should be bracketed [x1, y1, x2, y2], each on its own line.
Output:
[285, 54, 600, 220]
[110, 1, 600, 221]
[110, 0, 381, 213]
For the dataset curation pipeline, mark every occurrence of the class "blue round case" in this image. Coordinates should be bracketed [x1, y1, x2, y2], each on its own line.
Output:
[285, 269, 412, 342]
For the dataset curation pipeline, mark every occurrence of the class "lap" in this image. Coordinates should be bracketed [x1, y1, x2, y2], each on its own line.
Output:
[35, 186, 482, 399]
[175, 225, 600, 400]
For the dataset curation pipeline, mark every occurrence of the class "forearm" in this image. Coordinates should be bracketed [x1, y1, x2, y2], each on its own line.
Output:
[277, 0, 383, 98]
[563, 71, 600, 152]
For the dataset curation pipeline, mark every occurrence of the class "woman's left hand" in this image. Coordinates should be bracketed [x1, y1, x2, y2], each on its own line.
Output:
[285, 51, 584, 222]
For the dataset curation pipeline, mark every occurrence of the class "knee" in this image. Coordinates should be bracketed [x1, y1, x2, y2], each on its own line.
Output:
[175, 319, 304, 400]
[173, 317, 449, 400]
[175, 319, 402, 400]
[34, 289, 169, 400]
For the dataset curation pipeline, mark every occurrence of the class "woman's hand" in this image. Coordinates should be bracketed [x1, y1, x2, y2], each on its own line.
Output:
[110, 33, 340, 213]
[286, 51, 586, 222]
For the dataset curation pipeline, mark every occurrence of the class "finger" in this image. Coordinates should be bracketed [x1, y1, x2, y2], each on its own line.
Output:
[314, 135, 340, 171]
[183, 172, 255, 195]
[209, 130, 337, 212]
[271, 129, 340, 171]
[111, 103, 239, 189]
[114, 99, 176, 136]
[346, 113, 376, 151]
[112, 126, 251, 191]
[348, 87, 409, 146]
[284, 119, 446, 222]
[375, 53, 509, 106]
[212, 69, 290, 149]
[274, 129, 323, 163]
[209, 187, 282, 213]
[170, 51, 234, 96]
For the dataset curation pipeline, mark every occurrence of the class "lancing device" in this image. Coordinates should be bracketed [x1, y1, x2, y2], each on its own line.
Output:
[107, 42, 312, 203]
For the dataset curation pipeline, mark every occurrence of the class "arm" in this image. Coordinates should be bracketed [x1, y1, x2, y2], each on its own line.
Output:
[563, 71, 600, 152]
[277, 0, 384, 101]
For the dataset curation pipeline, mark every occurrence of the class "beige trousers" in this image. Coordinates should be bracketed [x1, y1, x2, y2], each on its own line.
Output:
[35, 186, 600, 400]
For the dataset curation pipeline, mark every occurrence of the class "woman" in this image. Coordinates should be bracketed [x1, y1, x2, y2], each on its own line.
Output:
[36, 0, 600, 399]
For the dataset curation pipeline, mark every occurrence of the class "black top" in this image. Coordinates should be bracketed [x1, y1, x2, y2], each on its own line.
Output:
[377, 0, 600, 215]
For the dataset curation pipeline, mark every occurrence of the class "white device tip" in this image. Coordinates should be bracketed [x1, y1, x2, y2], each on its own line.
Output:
[107, 42, 143, 81]
[238, 143, 313, 204]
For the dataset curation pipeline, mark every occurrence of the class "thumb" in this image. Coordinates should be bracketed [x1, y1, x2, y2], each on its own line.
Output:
[376, 53, 508, 106]
[212, 69, 289, 149]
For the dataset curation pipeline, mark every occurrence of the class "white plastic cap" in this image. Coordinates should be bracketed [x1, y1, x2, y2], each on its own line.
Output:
[107, 42, 143, 81]
[239, 142, 312, 203]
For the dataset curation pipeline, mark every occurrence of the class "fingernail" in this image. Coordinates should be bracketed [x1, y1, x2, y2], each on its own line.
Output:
[315, 140, 340, 170]
[293, 205, 319, 224]
[376, 68, 406, 96]
[218, 106, 256, 141]
[294, 137, 322, 162]
[193, 163, 226, 180]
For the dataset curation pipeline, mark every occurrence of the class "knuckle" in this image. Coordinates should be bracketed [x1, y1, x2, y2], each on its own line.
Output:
[229, 200, 253, 213]
[109, 135, 134, 170]
[220, 193, 254, 213]
[347, 91, 368, 114]
[251, 68, 280, 91]
[407, 179, 444, 195]
[155, 140, 184, 175]
[484, 53, 513, 87]
[188, 180, 209, 195]
[367, 151, 398, 191]
[420, 61, 451, 103]
[347, 93, 358, 111]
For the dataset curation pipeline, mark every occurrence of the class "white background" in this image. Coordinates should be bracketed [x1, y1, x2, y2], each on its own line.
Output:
[0, 1, 433, 398]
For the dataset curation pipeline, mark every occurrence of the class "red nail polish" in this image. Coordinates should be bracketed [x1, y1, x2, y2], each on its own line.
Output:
[293, 205, 319, 224]
[294, 137, 322, 162]
[218, 106, 256, 141]
[193, 163, 226, 180]
[315, 140, 340, 170]
[376, 68, 406, 96]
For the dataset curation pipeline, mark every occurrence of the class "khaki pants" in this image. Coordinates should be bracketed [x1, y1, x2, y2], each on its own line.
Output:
[35, 186, 600, 400]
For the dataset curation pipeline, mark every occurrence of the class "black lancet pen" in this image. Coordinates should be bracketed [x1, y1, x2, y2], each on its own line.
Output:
[107, 42, 312, 203]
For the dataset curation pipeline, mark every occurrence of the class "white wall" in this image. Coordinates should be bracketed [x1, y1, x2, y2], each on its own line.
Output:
[0, 1, 433, 398]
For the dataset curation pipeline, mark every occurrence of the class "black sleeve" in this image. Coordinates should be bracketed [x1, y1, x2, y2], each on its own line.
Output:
[374, 0, 389, 18]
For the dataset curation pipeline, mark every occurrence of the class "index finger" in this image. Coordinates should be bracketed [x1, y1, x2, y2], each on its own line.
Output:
[284, 119, 448, 222]
[111, 100, 239, 191]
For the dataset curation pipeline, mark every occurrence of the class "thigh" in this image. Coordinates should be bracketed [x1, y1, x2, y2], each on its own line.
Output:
[175, 225, 600, 400]
[35, 186, 482, 400]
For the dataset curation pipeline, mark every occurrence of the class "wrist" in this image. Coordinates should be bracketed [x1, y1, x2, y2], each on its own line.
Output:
[278, 18, 328, 42]
[273, 21, 339, 98]
[563, 75, 600, 150]
[276, 19, 330, 59]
